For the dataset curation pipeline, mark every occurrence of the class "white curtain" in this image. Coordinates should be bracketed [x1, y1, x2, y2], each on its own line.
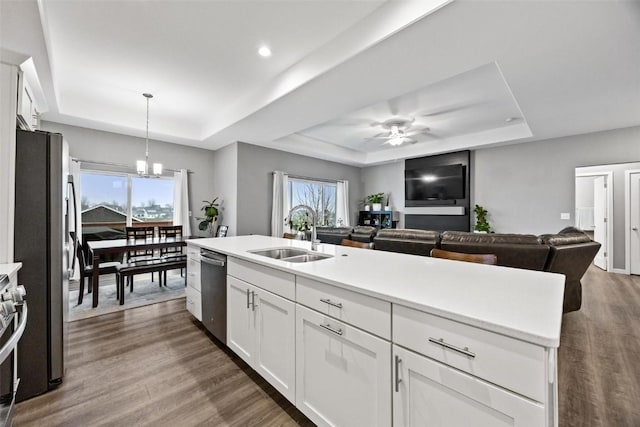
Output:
[173, 169, 192, 236]
[336, 180, 350, 227]
[271, 171, 289, 237]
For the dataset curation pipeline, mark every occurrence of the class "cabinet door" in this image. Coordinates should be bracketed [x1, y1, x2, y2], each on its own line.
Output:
[296, 305, 391, 427]
[254, 289, 295, 403]
[393, 345, 545, 427]
[226, 276, 255, 365]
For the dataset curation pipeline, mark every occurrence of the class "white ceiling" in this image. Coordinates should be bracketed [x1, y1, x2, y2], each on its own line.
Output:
[1, 0, 639, 166]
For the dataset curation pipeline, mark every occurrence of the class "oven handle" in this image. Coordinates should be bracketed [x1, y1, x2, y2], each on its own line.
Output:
[0, 302, 28, 365]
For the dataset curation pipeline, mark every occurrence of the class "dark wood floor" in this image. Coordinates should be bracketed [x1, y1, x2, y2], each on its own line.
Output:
[559, 266, 640, 426]
[14, 265, 640, 426]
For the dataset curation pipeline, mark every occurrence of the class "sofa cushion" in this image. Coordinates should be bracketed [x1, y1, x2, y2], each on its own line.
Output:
[540, 233, 591, 246]
[374, 228, 439, 256]
[315, 226, 352, 245]
[351, 226, 377, 243]
[440, 231, 549, 270]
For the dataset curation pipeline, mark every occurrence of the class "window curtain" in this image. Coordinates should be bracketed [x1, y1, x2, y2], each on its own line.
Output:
[173, 169, 192, 236]
[70, 160, 82, 280]
[336, 180, 350, 227]
[271, 171, 289, 237]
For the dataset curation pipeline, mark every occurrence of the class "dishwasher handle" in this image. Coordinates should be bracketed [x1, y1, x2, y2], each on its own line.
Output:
[200, 255, 225, 267]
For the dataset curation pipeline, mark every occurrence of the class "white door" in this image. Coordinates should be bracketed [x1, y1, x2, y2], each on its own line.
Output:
[631, 173, 640, 275]
[593, 176, 608, 270]
[295, 304, 391, 427]
[226, 276, 255, 364]
[393, 345, 545, 427]
[254, 288, 296, 403]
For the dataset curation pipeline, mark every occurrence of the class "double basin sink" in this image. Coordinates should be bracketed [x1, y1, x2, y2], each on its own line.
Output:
[249, 247, 333, 263]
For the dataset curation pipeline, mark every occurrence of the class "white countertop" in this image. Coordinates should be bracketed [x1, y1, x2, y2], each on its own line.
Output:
[187, 235, 564, 347]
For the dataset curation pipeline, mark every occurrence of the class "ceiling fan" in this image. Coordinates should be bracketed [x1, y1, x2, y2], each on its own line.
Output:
[369, 118, 431, 146]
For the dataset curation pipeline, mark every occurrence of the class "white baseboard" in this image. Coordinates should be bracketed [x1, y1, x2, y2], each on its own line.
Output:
[610, 268, 629, 275]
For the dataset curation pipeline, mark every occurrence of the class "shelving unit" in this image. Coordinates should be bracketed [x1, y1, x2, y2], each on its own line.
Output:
[358, 210, 397, 229]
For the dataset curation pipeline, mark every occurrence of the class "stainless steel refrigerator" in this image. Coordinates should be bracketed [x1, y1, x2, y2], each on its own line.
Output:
[14, 129, 74, 401]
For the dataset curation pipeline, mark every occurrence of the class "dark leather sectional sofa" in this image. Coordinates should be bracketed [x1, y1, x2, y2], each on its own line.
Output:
[315, 225, 600, 313]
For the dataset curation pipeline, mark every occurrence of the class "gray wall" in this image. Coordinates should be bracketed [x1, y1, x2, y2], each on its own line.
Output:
[235, 142, 363, 236]
[361, 161, 406, 227]
[210, 142, 238, 236]
[576, 161, 640, 270]
[40, 121, 217, 236]
[473, 126, 640, 237]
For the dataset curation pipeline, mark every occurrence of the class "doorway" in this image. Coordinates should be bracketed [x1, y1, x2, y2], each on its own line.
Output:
[625, 170, 640, 275]
[575, 172, 612, 271]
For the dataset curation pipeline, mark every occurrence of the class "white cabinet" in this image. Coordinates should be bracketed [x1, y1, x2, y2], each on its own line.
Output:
[393, 345, 545, 427]
[16, 71, 38, 131]
[295, 304, 391, 427]
[186, 245, 201, 320]
[226, 275, 295, 402]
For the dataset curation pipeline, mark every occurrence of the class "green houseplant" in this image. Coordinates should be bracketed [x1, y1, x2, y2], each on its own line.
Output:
[199, 197, 220, 235]
[367, 193, 385, 211]
[474, 204, 491, 233]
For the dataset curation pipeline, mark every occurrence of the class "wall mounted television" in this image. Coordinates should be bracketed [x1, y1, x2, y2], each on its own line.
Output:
[405, 164, 465, 201]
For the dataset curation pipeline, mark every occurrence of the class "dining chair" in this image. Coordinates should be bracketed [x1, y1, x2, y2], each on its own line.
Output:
[125, 225, 158, 284]
[430, 248, 498, 265]
[76, 241, 121, 305]
[341, 239, 375, 250]
[283, 232, 297, 239]
[159, 225, 185, 285]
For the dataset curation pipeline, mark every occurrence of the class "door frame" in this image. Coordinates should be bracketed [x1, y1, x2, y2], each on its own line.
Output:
[624, 169, 640, 275]
[576, 171, 613, 273]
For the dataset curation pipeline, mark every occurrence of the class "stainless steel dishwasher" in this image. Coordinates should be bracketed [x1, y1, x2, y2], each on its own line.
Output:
[199, 249, 227, 344]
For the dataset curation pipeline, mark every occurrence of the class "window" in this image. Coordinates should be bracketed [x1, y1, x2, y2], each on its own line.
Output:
[288, 178, 337, 227]
[80, 171, 174, 238]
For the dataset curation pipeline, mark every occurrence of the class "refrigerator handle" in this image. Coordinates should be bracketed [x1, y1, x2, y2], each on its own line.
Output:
[68, 176, 78, 275]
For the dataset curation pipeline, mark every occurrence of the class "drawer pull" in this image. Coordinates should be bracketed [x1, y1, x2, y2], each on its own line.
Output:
[251, 291, 256, 311]
[320, 323, 343, 336]
[428, 337, 476, 359]
[320, 298, 343, 309]
[394, 355, 402, 392]
[246, 289, 251, 309]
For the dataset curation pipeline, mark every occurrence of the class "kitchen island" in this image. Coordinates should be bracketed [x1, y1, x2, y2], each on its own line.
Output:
[187, 235, 564, 427]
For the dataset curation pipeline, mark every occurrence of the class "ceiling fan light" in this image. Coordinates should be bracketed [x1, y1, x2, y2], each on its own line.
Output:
[389, 137, 404, 146]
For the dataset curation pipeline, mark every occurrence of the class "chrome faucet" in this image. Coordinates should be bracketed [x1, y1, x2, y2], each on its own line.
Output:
[288, 204, 319, 250]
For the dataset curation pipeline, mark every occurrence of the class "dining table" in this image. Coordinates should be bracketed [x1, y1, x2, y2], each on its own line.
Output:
[86, 236, 190, 307]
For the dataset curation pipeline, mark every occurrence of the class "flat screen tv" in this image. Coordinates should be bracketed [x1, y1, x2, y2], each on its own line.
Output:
[405, 164, 465, 201]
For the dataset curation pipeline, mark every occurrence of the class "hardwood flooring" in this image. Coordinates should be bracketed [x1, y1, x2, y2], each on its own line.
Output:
[14, 265, 640, 426]
[559, 266, 640, 426]
[14, 299, 313, 427]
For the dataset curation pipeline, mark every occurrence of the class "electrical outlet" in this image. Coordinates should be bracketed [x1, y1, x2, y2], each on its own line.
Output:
[188, 210, 192, 217]
[560, 212, 570, 220]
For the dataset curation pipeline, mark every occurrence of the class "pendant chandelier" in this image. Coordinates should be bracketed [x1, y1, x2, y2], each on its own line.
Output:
[136, 93, 162, 177]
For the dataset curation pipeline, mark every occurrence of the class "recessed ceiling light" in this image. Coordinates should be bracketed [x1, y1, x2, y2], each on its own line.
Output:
[258, 46, 272, 57]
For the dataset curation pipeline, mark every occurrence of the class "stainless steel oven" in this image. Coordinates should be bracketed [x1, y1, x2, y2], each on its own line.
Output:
[0, 275, 28, 427]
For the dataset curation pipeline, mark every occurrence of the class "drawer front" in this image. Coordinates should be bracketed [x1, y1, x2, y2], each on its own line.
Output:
[187, 257, 201, 291]
[228, 258, 295, 300]
[393, 305, 546, 402]
[186, 246, 200, 261]
[186, 286, 202, 321]
[296, 277, 391, 339]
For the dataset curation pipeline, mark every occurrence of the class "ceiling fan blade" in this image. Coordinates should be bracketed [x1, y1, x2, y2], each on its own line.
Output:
[372, 131, 390, 138]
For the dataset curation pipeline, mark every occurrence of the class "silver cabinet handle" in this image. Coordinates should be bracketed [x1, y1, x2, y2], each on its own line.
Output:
[428, 337, 476, 358]
[251, 291, 256, 311]
[633, 227, 638, 231]
[394, 355, 402, 392]
[320, 323, 343, 336]
[246, 289, 250, 309]
[320, 298, 343, 309]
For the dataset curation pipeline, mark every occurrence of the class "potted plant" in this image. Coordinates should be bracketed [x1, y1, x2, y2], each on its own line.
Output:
[367, 193, 385, 211]
[474, 204, 491, 233]
[199, 197, 220, 236]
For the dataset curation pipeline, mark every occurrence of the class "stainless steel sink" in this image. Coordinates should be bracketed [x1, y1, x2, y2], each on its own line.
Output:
[281, 253, 333, 263]
[250, 248, 308, 259]
[249, 247, 333, 263]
